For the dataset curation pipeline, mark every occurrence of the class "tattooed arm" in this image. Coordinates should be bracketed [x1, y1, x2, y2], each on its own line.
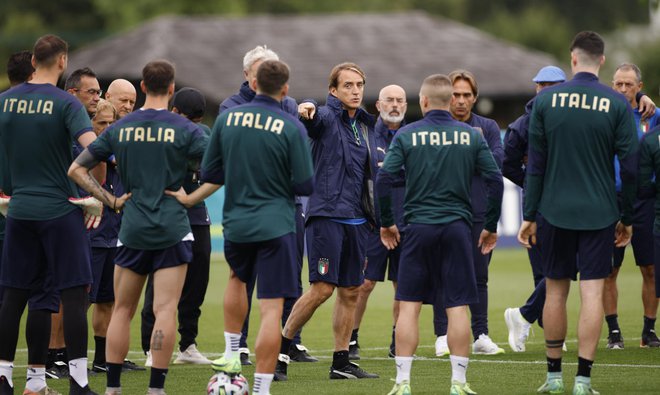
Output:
[68, 148, 131, 211]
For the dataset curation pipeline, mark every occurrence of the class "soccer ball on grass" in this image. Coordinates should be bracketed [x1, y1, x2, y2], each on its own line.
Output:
[207, 372, 249, 395]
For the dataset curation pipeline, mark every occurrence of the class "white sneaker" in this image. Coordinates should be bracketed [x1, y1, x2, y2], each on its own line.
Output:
[435, 335, 449, 357]
[472, 334, 505, 355]
[504, 308, 531, 352]
[173, 344, 212, 364]
[145, 351, 152, 367]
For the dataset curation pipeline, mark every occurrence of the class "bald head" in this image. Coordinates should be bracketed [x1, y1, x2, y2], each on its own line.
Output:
[376, 84, 407, 126]
[106, 79, 137, 118]
[419, 74, 453, 115]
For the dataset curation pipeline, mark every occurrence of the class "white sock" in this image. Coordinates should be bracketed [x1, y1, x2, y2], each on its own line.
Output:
[0, 361, 14, 388]
[450, 355, 469, 384]
[69, 357, 88, 388]
[25, 367, 46, 392]
[223, 332, 241, 360]
[253, 373, 274, 395]
[395, 356, 413, 384]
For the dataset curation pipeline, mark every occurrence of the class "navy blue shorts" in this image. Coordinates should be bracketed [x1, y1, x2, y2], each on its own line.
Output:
[115, 240, 192, 276]
[1, 209, 91, 311]
[306, 218, 368, 287]
[613, 198, 654, 267]
[365, 230, 400, 282]
[537, 215, 615, 281]
[90, 247, 116, 304]
[224, 232, 299, 299]
[396, 221, 478, 308]
[654, 233, 660, 298]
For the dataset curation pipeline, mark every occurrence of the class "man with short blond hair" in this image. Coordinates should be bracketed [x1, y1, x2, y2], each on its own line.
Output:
[381, 73, 502, 395]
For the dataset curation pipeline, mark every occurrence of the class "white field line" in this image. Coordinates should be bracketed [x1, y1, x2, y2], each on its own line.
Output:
[12, 344, 660, 369]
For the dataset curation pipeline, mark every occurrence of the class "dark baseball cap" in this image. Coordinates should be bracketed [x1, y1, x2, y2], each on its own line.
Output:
[172, 87, 206, 119]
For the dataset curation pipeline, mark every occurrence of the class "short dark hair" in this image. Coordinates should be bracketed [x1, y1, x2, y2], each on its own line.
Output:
[570, 31, 604, 57]
[64, 67, 97, 90]
[142, 60, 175, 95]
[256, 60, 290, 96]
[328, 62, 365, 89]
[33, 34, 68, 67]
[7, 51, 34, 86]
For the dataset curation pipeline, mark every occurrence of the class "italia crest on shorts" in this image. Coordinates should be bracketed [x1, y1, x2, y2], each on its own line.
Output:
[318, 258, 329, 275]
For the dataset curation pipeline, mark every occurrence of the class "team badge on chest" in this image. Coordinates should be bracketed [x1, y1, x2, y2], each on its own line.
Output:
[318, 258, 330, 275]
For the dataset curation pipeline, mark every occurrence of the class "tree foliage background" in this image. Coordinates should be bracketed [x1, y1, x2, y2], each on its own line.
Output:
[1, 0, 658, 96]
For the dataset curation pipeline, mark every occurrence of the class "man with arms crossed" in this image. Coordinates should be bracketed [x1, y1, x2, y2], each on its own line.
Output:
[167, 60, 314, 395]
[69, 59, 207, 395]
[518, 31, 637, 395]
[380, 74, 502, 395]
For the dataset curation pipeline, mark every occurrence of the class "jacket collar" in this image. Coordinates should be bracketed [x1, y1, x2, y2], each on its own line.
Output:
[239, 81, 256, 102]
[375, 117, 404, 136]
[326, 94, 374, 125]
[573, 72, 599, 82]
[252, 94, 282, 107]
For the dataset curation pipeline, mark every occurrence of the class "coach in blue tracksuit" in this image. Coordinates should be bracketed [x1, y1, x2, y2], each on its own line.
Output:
[219, 45, 316, 365]
[433, 69, 505, 357]
[277, 62, 379, 381]
[502, 66, 566, 353]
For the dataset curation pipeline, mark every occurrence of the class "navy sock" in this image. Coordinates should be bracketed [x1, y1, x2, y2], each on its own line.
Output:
[350, 328, 358, 343]
[547, 357, 562, 373]
[93, 336, 106, 365]
[149, 367, 168, 389]
[332, 350, 349, 369]
[106, 362, 123, 388]
[643, 316, 656, 334]
[280, 336, 292, 355]
[605, 314, 620, 333]
[577, 357, 593, 378]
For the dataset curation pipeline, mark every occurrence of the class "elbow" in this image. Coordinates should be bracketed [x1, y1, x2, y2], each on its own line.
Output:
[293, 178, 314, 196]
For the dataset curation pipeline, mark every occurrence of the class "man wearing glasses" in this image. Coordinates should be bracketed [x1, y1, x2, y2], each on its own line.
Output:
[65, 67, 102, 118]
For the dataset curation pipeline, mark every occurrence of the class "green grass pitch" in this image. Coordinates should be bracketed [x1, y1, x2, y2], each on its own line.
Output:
[12, 248, 660, 394]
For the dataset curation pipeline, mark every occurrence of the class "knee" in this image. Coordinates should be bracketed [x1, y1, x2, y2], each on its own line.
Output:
[640, 265, 655, 280]
[338, 286, 360, 304]
[153, 301, 178, 319]
[360, 280, 377, 294]
[310, 283, 335, 304]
